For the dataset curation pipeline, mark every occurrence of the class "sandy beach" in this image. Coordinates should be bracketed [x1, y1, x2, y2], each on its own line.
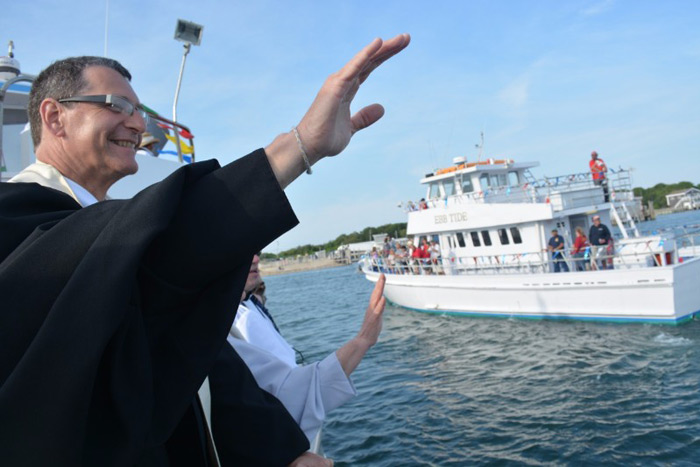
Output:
[259, 257, 346, 276]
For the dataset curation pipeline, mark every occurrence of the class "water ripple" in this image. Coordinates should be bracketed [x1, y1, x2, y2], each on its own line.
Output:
[265, 263, 700, 465]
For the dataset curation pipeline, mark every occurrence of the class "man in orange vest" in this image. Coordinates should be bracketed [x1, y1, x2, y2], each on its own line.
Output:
[589, 150, 609, 202]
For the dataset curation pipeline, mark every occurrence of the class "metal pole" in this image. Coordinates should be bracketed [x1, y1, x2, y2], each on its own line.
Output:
[172, 42, 191, 163]
[173, 42, 190, 123]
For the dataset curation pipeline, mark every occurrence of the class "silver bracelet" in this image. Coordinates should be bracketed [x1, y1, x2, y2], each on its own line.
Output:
[292, 126, 313, 175]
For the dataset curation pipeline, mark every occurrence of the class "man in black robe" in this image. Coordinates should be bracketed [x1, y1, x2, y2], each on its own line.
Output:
[0, 34, 410, 466]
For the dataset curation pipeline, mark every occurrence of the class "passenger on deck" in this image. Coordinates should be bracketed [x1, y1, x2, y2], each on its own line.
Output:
[387, 248, 397, 273]
[420, 238, 432, 274]
[589, 150, 609, 202]
[383, 236, 392, 256]
[408, 240, 419, 274]
[429, 240, 442, 273]
[571, 227, 590, 271]
[395, 244, 409, 274]
[228, 254, 387, 443]
[370, 247, 380, 272]
[548, 229, 569, 272]
[419, 198, 428, 210]
[589, 215, 612, 270]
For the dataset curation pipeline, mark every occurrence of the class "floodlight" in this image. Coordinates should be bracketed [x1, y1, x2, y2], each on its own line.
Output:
[174, 19, 203, 46]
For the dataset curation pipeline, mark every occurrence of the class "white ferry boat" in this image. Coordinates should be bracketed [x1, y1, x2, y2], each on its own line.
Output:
[360, 154, 700, 324]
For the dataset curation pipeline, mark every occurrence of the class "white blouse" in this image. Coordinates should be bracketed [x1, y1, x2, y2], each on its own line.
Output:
[228, 299, 356, 442]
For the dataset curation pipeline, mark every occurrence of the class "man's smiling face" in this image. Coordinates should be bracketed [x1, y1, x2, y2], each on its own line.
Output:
[59, 65, 145, 183]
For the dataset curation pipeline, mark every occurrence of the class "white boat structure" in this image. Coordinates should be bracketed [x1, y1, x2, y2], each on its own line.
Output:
[361, 154, 700, 324]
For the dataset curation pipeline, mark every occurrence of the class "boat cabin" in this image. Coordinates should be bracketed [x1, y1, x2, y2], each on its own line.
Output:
[404, 156, 648, 273]
[421, 157, 536, 203]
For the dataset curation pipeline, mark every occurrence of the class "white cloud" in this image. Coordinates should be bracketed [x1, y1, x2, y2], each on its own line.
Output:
[497, 76, 530, 112]
[580, 0, 615, 17]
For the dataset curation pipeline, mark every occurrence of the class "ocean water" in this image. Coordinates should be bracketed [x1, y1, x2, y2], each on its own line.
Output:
[264, 211, 700, 466]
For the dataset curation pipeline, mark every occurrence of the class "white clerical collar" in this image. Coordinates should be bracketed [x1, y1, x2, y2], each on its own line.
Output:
[64, 177, 99, 207]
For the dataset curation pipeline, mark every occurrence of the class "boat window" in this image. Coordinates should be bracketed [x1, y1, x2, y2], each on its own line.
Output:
[498, 228, 509, 245]
[456, 232, 466, 248]
[481, 230, 492, 246]
[479, 173, 490, 189]
[461, 175, 474, 194]
[508, 171, 520, 186]
[492, 174, 507, 187]
[443, 179, 456, 197]
[470, 231, 481, 247]
[429, 183, 441, 199]
[510, 227, 523, 244]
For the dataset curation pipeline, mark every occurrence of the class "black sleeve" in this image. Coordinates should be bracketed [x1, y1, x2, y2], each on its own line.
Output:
[0, 150, 302, 466]
[144, 149, 298, 289]
[134, 150, 301, 441]
[604, 225, 612, 241]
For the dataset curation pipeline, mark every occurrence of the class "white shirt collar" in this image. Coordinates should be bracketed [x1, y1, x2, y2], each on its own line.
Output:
[64, 177, 99, 207]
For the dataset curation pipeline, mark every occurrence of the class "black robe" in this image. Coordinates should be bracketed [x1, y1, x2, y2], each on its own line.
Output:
[0, 150, 309, 466]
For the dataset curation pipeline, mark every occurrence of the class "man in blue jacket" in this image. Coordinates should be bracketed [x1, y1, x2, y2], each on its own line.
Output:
[588, 215, 612, 270]
[548, 229, 569, 273]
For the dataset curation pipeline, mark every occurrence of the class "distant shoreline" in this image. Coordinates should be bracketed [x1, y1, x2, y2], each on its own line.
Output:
[259, 257, 347, 276]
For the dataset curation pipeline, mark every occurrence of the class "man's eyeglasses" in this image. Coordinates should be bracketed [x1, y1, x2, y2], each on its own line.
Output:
[58, 94, 148, 120]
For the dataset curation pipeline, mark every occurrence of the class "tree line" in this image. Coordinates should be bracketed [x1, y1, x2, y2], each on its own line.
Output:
[633, 181, 700, 209]
[261, 222, 407, 260]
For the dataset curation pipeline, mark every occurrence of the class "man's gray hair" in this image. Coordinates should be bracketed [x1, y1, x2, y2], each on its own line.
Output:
[28, 56, 132, 147]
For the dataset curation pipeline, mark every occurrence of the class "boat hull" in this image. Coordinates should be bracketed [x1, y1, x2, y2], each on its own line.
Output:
[363, 257, 700, 324]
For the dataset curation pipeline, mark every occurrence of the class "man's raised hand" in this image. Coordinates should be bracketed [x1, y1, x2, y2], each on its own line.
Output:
[265, 34, 410, 188]
[298, 34, 411, 161]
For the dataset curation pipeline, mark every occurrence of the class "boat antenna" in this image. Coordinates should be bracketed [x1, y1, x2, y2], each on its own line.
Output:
[475, 131, 484, 162]
[8, 40, 14, 58]
[103, 0, 109, 57]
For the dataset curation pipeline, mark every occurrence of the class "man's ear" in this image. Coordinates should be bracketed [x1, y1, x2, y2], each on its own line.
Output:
[39, 98, 66, 138]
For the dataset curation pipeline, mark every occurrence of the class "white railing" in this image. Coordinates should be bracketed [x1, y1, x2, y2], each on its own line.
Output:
[402, 168, 635, 211]
[360, 230, 700, 277]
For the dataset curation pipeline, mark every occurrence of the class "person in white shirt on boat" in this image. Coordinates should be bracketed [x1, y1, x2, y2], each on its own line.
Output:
[395, 244, 409, 274]
[228, 253, 387, 443]
[429, 240, 441, 273]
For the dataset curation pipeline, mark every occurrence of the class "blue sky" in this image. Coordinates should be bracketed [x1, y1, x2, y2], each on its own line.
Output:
[3, 0, 699, 252]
